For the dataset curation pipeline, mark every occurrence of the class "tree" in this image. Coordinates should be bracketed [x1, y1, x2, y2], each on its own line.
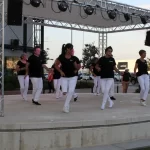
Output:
[82, 43, 99, 68]
[40, 49, 49, 64]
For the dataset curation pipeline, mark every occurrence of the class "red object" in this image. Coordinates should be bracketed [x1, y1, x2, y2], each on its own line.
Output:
[48, 73, 53, 82]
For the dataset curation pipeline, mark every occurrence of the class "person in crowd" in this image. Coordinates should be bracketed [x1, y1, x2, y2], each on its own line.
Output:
[96, 46, 119, 110]
[122, 68, 131, 93]
[16, 53, 29, 101]
[25, 46, 50, 105]
[109, 53, 116, 101]
[55, 43, 81, 113]
[51, 63, 62, 99]
[71, 48, 81, 102]
[134, 50, 149, 106]
[47, 68, 55, 94]
[90, 58, 101, 96]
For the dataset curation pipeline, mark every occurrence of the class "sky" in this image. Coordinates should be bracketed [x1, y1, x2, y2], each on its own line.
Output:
[44, 0, 150, 66]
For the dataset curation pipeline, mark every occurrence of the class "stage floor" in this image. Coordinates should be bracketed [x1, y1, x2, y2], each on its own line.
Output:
[1, 93, 150, 128]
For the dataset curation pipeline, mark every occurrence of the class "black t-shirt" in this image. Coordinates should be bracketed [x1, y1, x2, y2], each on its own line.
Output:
[123, 72, 131, 82]
[92, 63, 101, 76]
[17, 60, 26, 75]
[98, 56, 116, 79]
[136, 59, 148, 77]
[73, 56, 80, 76]
[28, 55, 44, 78]
[52, 64, 61, 79]
[58, 55, 79, 78]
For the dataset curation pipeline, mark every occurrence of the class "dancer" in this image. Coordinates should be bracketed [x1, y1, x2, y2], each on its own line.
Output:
[122, 69, 131, 93]
[16, 53, 29, 101]
[25, 46, 49, 105]
[134, 50, 149, 106]
[71, 49, 81, 101]
[55, 43, 81, 113]
[52, 63, 62, 99]
[96, 47, 119, 110]
[90, 58, 101, 96]
[109, 53, 116, 100]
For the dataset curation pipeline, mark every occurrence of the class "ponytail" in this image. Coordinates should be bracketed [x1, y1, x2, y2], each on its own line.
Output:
[61, 44, 66, 55]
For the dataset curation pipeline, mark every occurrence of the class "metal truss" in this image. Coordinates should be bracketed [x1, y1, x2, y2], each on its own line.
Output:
[24, 16, 150, 33]
[0, 0, 4, 117]
[98, 33, 107, 56]
[33, 24, 41, 46]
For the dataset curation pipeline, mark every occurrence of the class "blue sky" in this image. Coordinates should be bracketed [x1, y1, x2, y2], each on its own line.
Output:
[44, 0, 150, 66]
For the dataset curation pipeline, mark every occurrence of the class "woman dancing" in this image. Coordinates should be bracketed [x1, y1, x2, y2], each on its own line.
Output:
[96, 47, 119, 110]
[134, 50, 149, 106]
[55, 43, 81, 113]
[16, 53, 29, 101]
[52, 63, 62, 99]
[90, 58, 101, 96]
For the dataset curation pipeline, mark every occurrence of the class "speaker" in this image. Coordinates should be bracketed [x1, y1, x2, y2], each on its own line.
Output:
[145, 31, 150, 46]
[7, 0, 23, 26]
[11, 39, 19, 49]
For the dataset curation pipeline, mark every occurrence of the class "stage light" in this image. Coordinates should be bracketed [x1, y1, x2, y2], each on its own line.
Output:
[140, 16, 149, 25]
[84, 5, 94, 16]
[30, 0, 41, 7]
[107, 10, 117, 20]
[123, 13, 130, 21]
[57, 1, 68, 12]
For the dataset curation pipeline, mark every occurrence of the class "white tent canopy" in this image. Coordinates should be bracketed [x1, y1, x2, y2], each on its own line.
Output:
[4, 0, 150, 33]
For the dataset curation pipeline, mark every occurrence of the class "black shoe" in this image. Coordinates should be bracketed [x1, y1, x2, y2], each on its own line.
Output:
[32, 99, 41, 105]
[110, 96, 116, 100]
[74, 96, 78, 102]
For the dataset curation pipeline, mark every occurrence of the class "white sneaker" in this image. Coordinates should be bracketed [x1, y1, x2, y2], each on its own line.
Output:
[141, 101, 147, 106]
[101, 104, 105, 110]
[108, 100, 114, 108]
[63, 106, 69, 113]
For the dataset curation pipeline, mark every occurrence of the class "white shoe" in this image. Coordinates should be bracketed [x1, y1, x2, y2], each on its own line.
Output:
[94, 93, 97, 96]
[101, 104, 105, 110]
[108, 100, 114, 108]
[63, 106, 69, 113]
[97, 93, 100, 96]
[141, 101, 147, 106]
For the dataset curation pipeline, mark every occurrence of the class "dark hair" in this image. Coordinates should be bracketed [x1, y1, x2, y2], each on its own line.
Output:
[61, 43, 73, 55]
[34, 46, 41, 52]
[105, 46, 113, 53]
[139, 50, 146, 56]
[20, 53, 26, 59]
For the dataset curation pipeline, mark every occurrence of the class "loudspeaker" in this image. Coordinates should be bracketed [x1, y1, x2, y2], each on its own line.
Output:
[7, 0, 23, 26]
[145, 31, 150, 46]
[11, 39, 19, 49]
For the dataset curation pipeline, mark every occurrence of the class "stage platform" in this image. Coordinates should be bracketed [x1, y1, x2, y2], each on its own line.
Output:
[1, 93, 150, 150]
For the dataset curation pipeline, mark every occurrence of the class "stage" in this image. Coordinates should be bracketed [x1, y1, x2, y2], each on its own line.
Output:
[1, 93, 150, 150]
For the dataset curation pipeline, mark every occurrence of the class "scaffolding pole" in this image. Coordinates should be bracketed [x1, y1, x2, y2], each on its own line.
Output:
[0, 0, 5, 117]
[98, 32, 107, 56]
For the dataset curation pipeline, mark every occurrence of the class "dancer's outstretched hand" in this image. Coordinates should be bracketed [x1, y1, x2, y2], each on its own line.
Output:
[60, 71, 65, 77]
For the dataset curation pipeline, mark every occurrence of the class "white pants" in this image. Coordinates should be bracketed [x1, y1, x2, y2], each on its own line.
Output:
[109, 79, 114, 97]
[54, 79, 62, 98]
[137, 74, 149, 101]
[93, 76, 101, 94]
[18, 75, 29, 100]
[30, 77, 43, 102]
[61, 77, 77, 107]
[100, 78, 114, 108]
[73, 76, 78, 98]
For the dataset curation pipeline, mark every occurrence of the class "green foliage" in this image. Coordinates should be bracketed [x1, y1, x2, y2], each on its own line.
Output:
[40, 49, 49, 64]
[147, 58, 150, 71]
[82, 43, 99, 68]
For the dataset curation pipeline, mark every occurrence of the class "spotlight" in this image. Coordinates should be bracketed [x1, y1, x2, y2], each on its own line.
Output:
[140, 16, 149, 25]
[57, 1, 68, 12]
[30, 0, 41, 7]
[123, 13, 130, 21]
[107, 10, 117, 20]
[84, 5, 94, 15]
